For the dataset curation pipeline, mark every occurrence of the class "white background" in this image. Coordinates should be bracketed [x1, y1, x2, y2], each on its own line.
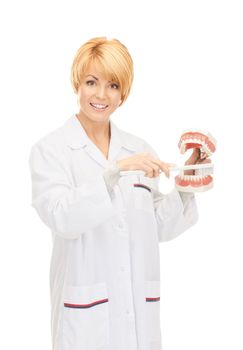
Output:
[0, 0, 242, 349]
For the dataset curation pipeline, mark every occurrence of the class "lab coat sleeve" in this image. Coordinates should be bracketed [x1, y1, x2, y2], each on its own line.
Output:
[143, 140, 199, 242]
[28, 142, 117, 240]
[153, 186, 199, 242]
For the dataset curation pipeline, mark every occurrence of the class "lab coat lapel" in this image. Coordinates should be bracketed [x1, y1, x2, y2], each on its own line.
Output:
[82, 120, 125, 168]
[64, 114, 137, 169]
[107, 121, 127, 162]
[84, 143, 109, 168]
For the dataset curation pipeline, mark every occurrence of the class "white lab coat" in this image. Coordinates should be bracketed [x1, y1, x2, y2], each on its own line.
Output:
[28, 114, 199, 350]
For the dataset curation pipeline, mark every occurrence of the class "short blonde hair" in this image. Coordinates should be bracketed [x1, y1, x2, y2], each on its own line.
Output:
[70, 37, 134, 106]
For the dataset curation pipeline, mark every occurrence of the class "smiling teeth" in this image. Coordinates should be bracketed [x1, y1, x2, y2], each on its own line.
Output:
[91, 103, 107, 109]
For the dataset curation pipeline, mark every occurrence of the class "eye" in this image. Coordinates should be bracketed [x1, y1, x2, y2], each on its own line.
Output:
[111, 83, 119, 89]
[86, 80, 95, 86]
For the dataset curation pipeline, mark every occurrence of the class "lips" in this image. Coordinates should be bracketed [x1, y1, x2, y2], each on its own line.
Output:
[90, 103, 108, 111]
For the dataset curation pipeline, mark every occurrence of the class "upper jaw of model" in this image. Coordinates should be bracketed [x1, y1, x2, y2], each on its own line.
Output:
[178, 129, 216, 156]
[175, 129, 217, 192]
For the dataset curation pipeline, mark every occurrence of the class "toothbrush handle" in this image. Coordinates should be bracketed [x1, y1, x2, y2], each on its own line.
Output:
[119, 164, 214, 176]
[169, 163, 214, 171]
[120, 170, 146, 176]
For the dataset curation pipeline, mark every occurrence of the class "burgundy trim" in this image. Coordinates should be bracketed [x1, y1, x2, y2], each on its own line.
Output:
[133, 183, 151, 192]
[64, 298, 108, 309]
[146, 297, 160, 302]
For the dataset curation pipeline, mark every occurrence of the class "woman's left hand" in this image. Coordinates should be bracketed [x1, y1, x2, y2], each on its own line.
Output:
[184, 148, 211, 175]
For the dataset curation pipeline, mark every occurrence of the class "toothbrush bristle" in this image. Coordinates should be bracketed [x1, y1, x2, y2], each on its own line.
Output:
[195, 166, 213, 176]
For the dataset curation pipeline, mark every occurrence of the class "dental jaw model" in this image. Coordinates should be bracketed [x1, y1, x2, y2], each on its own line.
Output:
[171, 130, 217, 192]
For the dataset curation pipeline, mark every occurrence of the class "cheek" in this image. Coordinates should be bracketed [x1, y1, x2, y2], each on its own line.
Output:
[110, 93, 122, 106]
[78, 90, 91, 105]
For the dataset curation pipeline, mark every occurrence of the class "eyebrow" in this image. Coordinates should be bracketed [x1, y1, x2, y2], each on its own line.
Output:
[85, 74, 115, 83]
[86, 75, 98, 80]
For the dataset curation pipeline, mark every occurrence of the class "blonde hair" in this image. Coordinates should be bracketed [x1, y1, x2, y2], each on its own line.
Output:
[70, 37, 134, 106]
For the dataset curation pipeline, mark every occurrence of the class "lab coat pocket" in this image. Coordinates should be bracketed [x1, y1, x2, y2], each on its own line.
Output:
[133, 183, 154, 213]
[62, 282, 110, 350]
[145, 280, 162, 342]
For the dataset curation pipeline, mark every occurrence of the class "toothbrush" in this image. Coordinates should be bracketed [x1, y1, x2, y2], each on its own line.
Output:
[120, 163, 214, 177]
[169, 163, 214, 176]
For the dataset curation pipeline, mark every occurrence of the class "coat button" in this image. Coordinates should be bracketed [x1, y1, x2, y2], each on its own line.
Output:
[117, 223, 124, 229]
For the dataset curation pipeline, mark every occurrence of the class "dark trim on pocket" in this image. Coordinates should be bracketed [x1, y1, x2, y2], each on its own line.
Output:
[146, 297, 160, 302]
[64, 298, 109, 308]
[133, 183, 151, 192]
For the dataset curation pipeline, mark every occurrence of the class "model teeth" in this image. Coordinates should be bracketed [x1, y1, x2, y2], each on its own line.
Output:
[179, 138, 213, 156]
[201, 144, 211, 156]
[178, 174, 209, 180]
[176, 130, 216, 192]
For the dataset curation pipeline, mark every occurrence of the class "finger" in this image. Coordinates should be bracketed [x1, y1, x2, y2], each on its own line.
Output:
[142, 163, 155, 177]
[146, 155, 164, 167]
[200, 151, 208, 160]
[144, 160, 161, 177]
[145, 154, 173, 168]
[144, 157, 169, 177]
[190, 148, 200, 157]
[185, 148, 200, 165]
[158, 161, 171, 178]
[144, 159, 170, 178]
[144, 155, 172, 178]
[197, 158, 212, 164]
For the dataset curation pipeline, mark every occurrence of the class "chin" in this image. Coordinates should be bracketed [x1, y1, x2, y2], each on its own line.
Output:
[89, 114, 110, 123]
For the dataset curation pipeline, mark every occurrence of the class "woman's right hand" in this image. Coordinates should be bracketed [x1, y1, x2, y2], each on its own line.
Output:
[116, 152, 174, 179]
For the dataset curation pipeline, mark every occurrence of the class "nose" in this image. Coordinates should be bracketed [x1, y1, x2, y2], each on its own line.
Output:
[95, 85, 107, 100]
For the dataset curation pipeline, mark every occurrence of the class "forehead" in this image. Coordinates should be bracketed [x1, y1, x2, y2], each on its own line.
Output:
[85, 62, 113, 81]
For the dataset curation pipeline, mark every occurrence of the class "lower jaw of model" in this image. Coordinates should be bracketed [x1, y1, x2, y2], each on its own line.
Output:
[175, 174, 213, 192]
[175, 130, 216, 192]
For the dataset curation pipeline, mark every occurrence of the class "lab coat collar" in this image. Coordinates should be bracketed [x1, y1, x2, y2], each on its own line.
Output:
[63, 114, 138, 168]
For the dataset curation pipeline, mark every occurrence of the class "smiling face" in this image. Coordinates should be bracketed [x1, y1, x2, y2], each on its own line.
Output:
[76, 62, 122, 124]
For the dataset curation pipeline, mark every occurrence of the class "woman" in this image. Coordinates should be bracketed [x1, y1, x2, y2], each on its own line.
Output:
[29, 36, 202, 350]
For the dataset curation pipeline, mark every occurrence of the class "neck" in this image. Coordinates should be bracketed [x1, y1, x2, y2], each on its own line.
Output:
[75, 112, 110, 142]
